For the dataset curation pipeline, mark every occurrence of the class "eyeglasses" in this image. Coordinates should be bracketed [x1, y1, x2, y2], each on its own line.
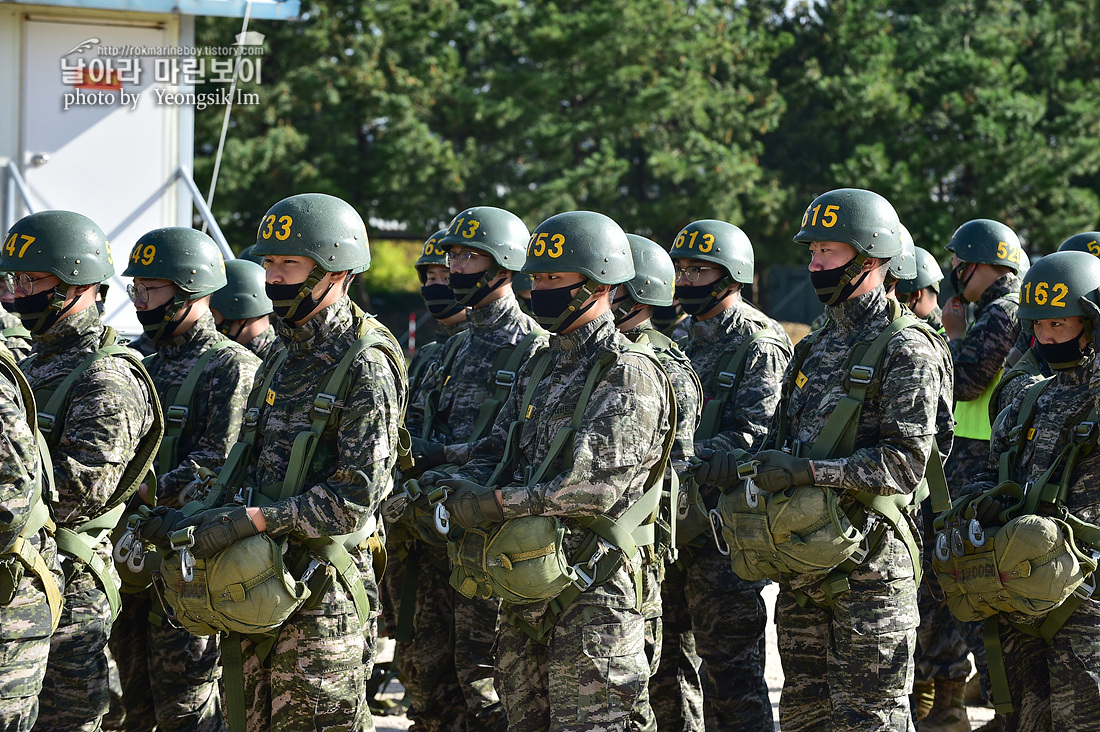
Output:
[5, 272, 55, 297]
[127, 282, 174, 304]
[449, 250, 489, 268]
[674, 266, 718, 283]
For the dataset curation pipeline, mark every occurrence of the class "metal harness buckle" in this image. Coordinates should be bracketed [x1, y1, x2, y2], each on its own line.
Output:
[715, 371, 737, 391]
[708, 509, 730, 556]
[848, 365, 874, 385]
[313, 393, 337, 416]
[170, 530, 197, 583]
[166, 405, 189, 428]
[37, 411, 56, 437]
[495, 370, 516, 389]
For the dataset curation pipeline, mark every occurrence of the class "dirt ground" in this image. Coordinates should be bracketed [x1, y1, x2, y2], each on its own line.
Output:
[372, 582, 997, 731]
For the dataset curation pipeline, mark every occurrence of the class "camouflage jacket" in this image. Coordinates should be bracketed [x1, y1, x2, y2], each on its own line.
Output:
[684, 298, 793, 453]
[924, 304, 944, 333]
[253, 298, 406, 592]
[949, 273, 1021, 401]
[461, 313, 673, 612]
[0, 361, 61, 647]
[967, 355, 1100, 528]
[408, 294, 544, 464]
[763, 287, 954, 591]
[244, 323, 280, 362]
[0, 308, 32, 361]
[624, 321, 701, 462]
[406, 320, 468, 415]
[19, 307, 157, 564]
[143, 313, 260, 506]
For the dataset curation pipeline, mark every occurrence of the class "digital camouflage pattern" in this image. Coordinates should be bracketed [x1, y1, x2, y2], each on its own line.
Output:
[623, 321, 703, 732]
[654, 299, 790, 732]
[762, 286, 953, 731]
[458, 313, 673, 731]
[948, 273, 1021, 402]
[110, 312, 258, 732]
[405, 293, 543, 458]
[20, 306, 157, 732]
[0, 308, 33, 361]
[403, 296, 538, 731]
[960, 354, 1100, 731]
[243, 323, 280, 362]
[240, 296, 406, 732]
[683, 299, 793, 453]
[923, 304, 944, 333]
[0, 360, 61, 732]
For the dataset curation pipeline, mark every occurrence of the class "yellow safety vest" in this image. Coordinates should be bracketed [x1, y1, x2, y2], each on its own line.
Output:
[954, 369, 1002, 441]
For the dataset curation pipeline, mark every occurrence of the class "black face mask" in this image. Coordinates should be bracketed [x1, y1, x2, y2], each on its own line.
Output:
[1037, 331, 1089, 371]
[449, 270, 505, 308]
[136, 300, 189, 340]
[950, 264, 975, 302]
[530, 281, 592, 333]
[675, 283, 722, 315]
[810, 257, 869, 305]
[651, 304, 681, 331]
[421, 283, 464, 320]
[611, 291, 637, 325]
[12, 288, 64, 334]
[266, 281, 328, 326]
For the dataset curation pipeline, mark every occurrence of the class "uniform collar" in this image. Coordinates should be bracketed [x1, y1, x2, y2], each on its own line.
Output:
[688, 299, 744, 342]
[277, 296, 355, 350]
[551, 311, 615, 365]
[469, 292, 520, 327]
[825, 286, 888, 332]
[974, 273, 1021, 313]
[156, 312, 222, 358]
[440, 319, 469, 339]
[31, 305, 103, 355]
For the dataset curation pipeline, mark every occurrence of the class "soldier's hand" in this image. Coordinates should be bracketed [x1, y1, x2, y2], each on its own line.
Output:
[942, 296, 967, 340]
[138, 506, 187, 546]
[418, 470, 450, 489]
[974, 495, 1011, 526]
[692, 448, 740, 489]
[754, 450, 814, 494]
[411, 437, 447, 470]
[184, 506, 259, 560]
[441, 480, 503, 530]
[1078, 290, 1100, 344]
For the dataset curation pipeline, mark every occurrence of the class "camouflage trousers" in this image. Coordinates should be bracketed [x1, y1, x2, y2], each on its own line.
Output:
[998, 599, 1100, 732]
[377, 539, 419, 725]
[650, 543, 771, 732]
[227, 580, 374, 732]
[496, 601, 649, 732]
[34, 567, 112, 732]
[776, 531, 918, 732]
[627, 616, 661, 732]
[108, 590, 224, 732]
[0, 546, 60, 732]
[405, 542, 505, 732]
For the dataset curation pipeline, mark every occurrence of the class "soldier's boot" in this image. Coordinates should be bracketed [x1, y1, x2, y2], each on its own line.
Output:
[918, 677, 971, 732]
[913, 678, 935, 721]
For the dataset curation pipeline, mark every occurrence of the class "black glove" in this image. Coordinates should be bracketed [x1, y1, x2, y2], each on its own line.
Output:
[138, 506, 188, 545]
[418, 470, 450, 489]
[974, 495, 1011, 526]
[411, 437, 448, 470]
[441, 479, 503, 530]
[1078, 291, 1100, 345]
[692, 448, 740, 490]
[184, 506, 259, 560]
[753, 450, 815, 494]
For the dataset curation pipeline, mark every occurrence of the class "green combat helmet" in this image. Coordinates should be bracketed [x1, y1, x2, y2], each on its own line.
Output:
[614, 234, 674, 325]
[794, 188, 902, 305]
[897, 246, 944, 296]
[122, 227, 227, 340]
[415, 229, 450, 284]
[1, 210, 116, 332]
[211, 259, 272, 321]
[1057, 232, 1100, 258]
[946, 219, 1023, 273]
[251, 193, 370, 323]
[439, 206, 529, 306]
[1017, 250, 1100, 369]
[523, 211, 634, 332]
[888, 224, 917, 284]
[237, 244, 265, 265]
[668, 219, 754, 315]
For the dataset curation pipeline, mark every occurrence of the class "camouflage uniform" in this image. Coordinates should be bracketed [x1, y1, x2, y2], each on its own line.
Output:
[402, 294, 542, 732]
[766, 286, 954, 732]
[233, 296, 405, 732]
[243, 324, 279, 362]
[651, 300, 791, 732]
[0, 355, 62, 732]
[22, 306, 157, 732]
[622, 320, 702, 732]
[960, 353, 1100, 731]
[456, 313, 673, 731]
[923, 305, 944, 333]
[917, 274, 1021, 691]
[0, 309, 33, 361]
[109, 313, 258, 732]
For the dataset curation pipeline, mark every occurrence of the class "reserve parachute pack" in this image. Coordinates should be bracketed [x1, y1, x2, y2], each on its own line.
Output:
[0, 347, 63, 631]
[931, 376, 1100, 714]
[148, 303, 410, 732]
[710, 299, 951, 605]
[445, 340, 676, 644]
[35, 326, 163, 619]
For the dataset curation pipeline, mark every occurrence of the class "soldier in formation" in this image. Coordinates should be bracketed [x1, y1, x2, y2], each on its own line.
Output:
[210, 258, 280, 361]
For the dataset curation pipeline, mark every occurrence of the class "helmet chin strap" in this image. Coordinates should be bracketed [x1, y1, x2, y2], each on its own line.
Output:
[149, 294, 193, 341]
[454, 265, 504, 306]
[275, 269, 326, 323]
[821, 256, 869, 306]
[542, 278, 597, 332]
